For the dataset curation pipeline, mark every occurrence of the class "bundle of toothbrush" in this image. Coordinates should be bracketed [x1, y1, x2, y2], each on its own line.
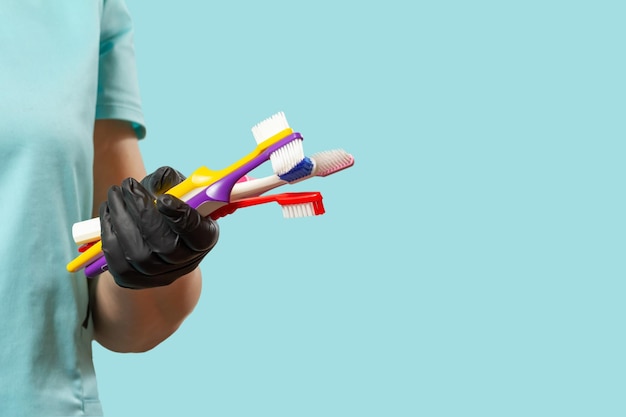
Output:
[67, 112, 354, 278]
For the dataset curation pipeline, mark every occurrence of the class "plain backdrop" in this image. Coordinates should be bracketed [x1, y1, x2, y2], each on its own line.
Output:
[93, 1, 626, 416]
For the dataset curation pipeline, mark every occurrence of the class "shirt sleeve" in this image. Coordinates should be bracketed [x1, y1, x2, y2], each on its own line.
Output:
[96, 0, 146, 139]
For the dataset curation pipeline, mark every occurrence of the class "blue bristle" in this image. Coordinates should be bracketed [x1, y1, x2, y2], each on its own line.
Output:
[278, 157, 314, 183]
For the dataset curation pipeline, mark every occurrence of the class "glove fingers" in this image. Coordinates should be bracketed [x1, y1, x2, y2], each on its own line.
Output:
[105, 183, 152, 260]
[140, 166, 186, 196]
[121, 178, 179, 247]
[100, 201, 138, 284]
[108, 179, 207, 276]
[157, 194, 220, 252]
[124, 179, 210, 264]
[105, 180, 171, 276]
[102, 202, 178, 285]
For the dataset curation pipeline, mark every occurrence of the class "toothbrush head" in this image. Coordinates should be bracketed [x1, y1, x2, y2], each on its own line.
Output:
[311, 149, 355, 177]
[252, 112, 304, 176]
[209, 192, 325, 221]
[280, 195, 326, 218]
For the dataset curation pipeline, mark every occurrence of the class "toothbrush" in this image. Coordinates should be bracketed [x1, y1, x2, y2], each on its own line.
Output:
[82, 191, 325, 278]
[71, 149, 354, 245]
[67, 112, 306, 273]
[209, 191, 326, 220]
[231, 149, 354, 200]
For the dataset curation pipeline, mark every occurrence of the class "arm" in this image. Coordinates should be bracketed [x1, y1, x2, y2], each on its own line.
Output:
[90, 119, 202, 353]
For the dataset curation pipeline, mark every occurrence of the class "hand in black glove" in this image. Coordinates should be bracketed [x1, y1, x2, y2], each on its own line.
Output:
[99, 166, 219, 289]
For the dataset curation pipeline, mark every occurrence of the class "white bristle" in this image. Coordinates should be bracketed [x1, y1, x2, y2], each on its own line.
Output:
[251, 111, 306, 176]
[251, 111, 290, 144]
[270, 139, 305, 175]
[310, 149, 355, 176]
[282, 203, 315, 218]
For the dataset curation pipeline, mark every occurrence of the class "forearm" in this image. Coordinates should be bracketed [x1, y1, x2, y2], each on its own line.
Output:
[92, 267, 202, 352]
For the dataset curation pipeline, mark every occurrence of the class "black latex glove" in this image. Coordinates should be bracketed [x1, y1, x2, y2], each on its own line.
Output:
[99, 166, 219, 289]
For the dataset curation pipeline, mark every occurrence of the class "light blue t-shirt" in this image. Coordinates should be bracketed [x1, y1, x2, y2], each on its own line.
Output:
[0, 0, 145, 415]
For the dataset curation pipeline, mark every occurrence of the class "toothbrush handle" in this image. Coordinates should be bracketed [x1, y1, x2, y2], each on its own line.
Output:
[84, 255, 108, 278]
[230, 175, 285, 200]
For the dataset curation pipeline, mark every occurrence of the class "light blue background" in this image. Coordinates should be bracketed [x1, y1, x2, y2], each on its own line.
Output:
[93, 1, 626, 416]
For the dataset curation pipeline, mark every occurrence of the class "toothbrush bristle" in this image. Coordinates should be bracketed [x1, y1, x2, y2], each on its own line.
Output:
[270, 139, 305, 175]
[311, 149, 355, 177]
[278, 156, 314, 183]
[251, 111, 290, 144]
[251, 111, 305, 176]
[281, 201, 325, 218]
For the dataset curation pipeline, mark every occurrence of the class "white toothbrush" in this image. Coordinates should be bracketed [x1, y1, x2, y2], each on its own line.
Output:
[231, 148, 354, 200]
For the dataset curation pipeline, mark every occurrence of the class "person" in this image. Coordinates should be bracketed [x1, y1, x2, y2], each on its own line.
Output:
[0, 0, 219, 415]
